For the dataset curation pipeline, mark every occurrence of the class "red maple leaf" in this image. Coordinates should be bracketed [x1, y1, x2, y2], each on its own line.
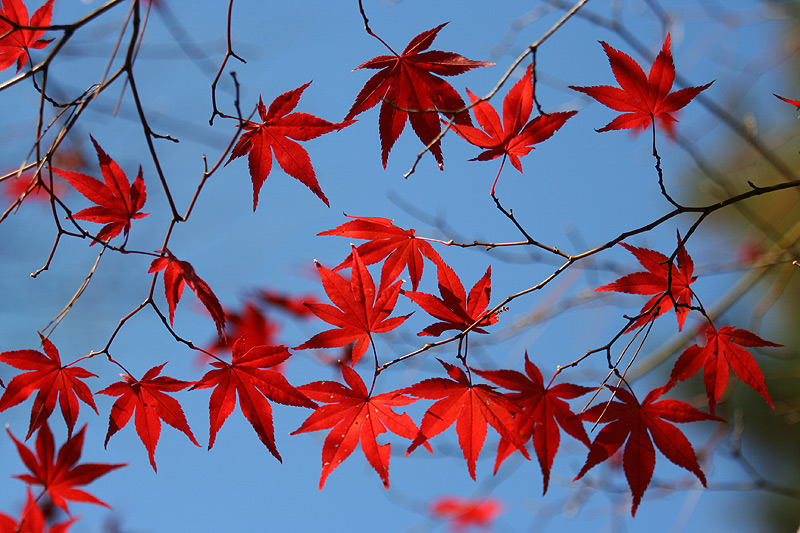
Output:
[290, 364, 426, 489]
[596, 234, 696, 332]
[148, 251, 226, 339]
[345, 23, 493, 169]
[473, 352, 593, 493]
[401, 359, 530, 480]
[97, 363, 199, 472]
[0, 333, 98, 440]
[319, 215, 443, 291]
[0, 0, 53, 72]
[574, 385, 721, 516]
[450, 65, 577, 193]
[402, 262, 496, 337]
[0, 487, 78, 533]
[429, 495, 503, 532]
[569, 34, 712, 137]
[54, 137, 148, 246]
[295, 247, 410, 365]
[8, 422, 125, 514]
[226, 81, 353, 209]
[668, 326, 782, 414]
[191, 337, 315, 460]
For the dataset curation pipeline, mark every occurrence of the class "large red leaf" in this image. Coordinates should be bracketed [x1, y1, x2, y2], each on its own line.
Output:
[574, 385, 721, 516]
[400, 359, 530, 480]
[450, 65, 576, 192]
[0, 333, 98, 440]
[97, 363, 199, 472]
[402, 261, 497, 337]
[191, 337, 315, 460]
[226, 81, 353, 209]
[0, 0, 53, 72]
[290, 364, 426, 489]
[473, 352, 592, 493]
[318, 215, 443, 290]
[148, 251, 226, 339]
[596, 234, 696, 331]
[8, 422, 125, 514]
[295, 247, 410, 365]
[668, 325, 782, 414]
[570, 34, 712, 137]
[345, 23, 492, 169]
[54, 137, 148, 246]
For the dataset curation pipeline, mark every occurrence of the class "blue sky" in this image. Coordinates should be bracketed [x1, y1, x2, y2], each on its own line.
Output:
[1, 0, 797, 531]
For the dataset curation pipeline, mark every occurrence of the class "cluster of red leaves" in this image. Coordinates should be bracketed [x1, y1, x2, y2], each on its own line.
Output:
[226, 81, 353, 209]
[3, 17, 793, 526]
[0, 0, 52, 72]
[570, 34, 713, 137]
[429, 495, 503, 531]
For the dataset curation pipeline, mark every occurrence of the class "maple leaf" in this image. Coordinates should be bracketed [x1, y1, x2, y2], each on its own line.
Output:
[54, 137, 148, 246]
[0, 0, 53, 72]
[8, 422, 125, 514]
[401, 359, 530, 480]
[402, 262, 496, 337]
[290, 364, 426, 489]
[0, 333, 98, 440]
[569, 34, 713, 137]
[0, 487, 78, 533]
[473, 352, 593, 494]
[596, 234, 696, 332]
[97, 363, 199, 472]
[345, 22, 493, 169]
[667, 326, 782, 414]
[775, 93, 800, 109]
[191, 337, 316, 460]
[226, 81, 353, 209]
[429, 495, 503, 532]
[574, 385, 721, 516]
[450, 65, 577, 193]
[319, 215, 443, 290]
[148, 251, 226, 339]
[295, 247, 410, 365]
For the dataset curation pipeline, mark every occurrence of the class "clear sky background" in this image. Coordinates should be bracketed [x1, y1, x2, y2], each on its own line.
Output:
[1, 0, 797, 531]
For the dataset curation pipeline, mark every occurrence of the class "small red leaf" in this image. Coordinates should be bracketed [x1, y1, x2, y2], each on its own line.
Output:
[226, 82, 353, 209]
[570, 34, 712, 137]
[97, 363, 199, 472]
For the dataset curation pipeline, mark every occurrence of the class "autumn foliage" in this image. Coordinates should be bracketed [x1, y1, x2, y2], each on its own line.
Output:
[1, 1, 797, 530]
